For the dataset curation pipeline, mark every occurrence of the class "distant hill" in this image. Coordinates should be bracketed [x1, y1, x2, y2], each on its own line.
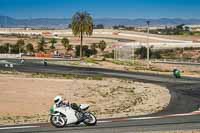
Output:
[1, 15, 200, 28]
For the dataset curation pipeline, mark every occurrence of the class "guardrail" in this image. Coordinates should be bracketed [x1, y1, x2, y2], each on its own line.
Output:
[0, 54, 21, 59]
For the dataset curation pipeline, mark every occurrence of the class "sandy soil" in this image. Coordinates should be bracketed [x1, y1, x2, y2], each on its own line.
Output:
[1, 29, 197, 45]
[0, 74, 170, 125]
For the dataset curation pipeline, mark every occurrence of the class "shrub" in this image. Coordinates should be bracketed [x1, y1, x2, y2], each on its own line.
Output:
[98, 40, 107, 52]
[151, 50, 162, 59]
[37, 37, 47, 52]
[135, 46, 152, 59]
[75, 45, 95, 57]
[61, 38, 70, 50]
[49, 38, 57, 50]
[90, 44, 98, 55]
[103, 50, 114, 59]
[10, 44, 20, 54]
[0, 43, 9, 53]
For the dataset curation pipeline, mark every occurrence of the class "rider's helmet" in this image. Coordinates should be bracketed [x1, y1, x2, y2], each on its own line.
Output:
[54, 96, 62, 105]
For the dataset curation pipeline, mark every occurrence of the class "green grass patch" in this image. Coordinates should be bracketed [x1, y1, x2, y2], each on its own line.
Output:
[83, 58, 99, 64]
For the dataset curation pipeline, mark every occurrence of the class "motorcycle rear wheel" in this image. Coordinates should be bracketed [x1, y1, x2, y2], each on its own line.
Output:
[83, 112, 97, 126]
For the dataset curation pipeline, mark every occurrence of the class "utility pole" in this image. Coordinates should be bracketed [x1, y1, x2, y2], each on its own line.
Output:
[132, 42, 134, 63]
[146, 21, 150, 69]
[114, 47, 116, 60]
[8, 44, 11, 54]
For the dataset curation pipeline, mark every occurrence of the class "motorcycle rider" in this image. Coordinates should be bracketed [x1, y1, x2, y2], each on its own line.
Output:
[173, 67, 181, 78]
[51, 96, 97, 127]
[54, 96, 81, 112]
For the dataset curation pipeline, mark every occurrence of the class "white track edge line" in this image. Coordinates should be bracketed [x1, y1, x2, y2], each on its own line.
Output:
[0, 126, 39, 130]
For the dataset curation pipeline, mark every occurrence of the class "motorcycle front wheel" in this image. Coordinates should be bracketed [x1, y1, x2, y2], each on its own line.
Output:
[50, 115, 66, 128]
[83, 112, 97, 126]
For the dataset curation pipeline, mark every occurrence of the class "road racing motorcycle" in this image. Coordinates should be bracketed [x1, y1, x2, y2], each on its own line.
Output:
[50, 103, 97, 128]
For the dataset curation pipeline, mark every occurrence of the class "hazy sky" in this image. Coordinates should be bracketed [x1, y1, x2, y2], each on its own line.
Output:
[0, 0, 200, 19]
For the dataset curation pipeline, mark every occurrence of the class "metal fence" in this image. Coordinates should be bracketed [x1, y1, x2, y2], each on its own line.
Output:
[114, 44, 135, 61]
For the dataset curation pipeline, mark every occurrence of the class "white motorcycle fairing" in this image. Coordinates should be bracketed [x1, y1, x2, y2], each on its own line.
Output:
[53, 106, 78, 124]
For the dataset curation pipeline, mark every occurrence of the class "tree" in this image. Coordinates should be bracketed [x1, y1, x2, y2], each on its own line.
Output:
[11, 44, 20, 54]
[72, 11, 93, 58]
[61, 38, 72, 54]
[175, 24, 185, 35]
[49, 38, 57, 50]
[67, 45, 73, 51]
[98, 40, 107, 52]
[26, 43, 34, 53]
[61, 38, 69, 50]
[90, 43, 97, 55]
[113, 26, 119, 30]
[16, 39, 25, 53]
[176, 24, 185, 31]
[37, 37, 47, 52]
[184, 26, 190, 31]
[0, 43, 9, 53]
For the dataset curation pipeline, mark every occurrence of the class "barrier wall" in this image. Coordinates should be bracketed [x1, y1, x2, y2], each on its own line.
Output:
[35, 53, 52, 58]
[0, 54, 21, 58]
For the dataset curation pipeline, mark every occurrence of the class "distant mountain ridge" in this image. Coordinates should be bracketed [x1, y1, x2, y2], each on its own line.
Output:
[1, 15, 200, 28]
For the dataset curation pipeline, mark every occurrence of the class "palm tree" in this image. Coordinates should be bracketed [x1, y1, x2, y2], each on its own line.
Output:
[26, 43, 34, 53]
[16, 39, 25, 53]
[37, 37, 47, 52]
[49, 38, 57, 50]
[71, 11, 93, 58]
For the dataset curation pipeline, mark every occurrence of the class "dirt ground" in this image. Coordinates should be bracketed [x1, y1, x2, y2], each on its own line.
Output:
[151, 63, 200, 77]
[0, 74, 170, 125]
[97, 60, 200, 78]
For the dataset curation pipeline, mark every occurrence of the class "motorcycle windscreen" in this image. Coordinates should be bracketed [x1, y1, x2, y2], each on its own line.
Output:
[80, 104, 89, 110]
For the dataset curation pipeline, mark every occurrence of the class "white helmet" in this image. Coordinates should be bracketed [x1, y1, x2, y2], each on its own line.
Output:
[54, 96, 62, 105]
